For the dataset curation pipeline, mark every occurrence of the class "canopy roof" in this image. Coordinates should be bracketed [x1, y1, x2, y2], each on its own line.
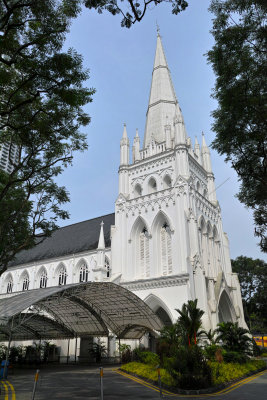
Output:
[0, 282, 163, 340]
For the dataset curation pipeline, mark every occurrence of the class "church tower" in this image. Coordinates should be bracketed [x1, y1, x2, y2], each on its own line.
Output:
[111, 32, 246, 331]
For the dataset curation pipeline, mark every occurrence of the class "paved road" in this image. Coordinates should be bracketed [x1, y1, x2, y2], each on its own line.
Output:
[1, 365, 266, 399]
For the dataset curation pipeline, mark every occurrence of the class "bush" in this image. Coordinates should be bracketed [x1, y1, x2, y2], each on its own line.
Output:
[167, 345, 212, 389]
[209, 360, 266, 385]
[222, 351, 248, 364]
[204, 345, 220, 361]
[121, 361, 176, 387]
[138, 351, 160, 367]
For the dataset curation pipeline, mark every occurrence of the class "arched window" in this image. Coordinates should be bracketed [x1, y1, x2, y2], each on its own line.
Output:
[22, 274, 29, 291]
[134, 184, 142, 197]
[140, 227, 150, 278]
[163, 175, 172, 189]
[105, 257, 111, 278]
[6, 276, 13, 294]
[160, 223, 172, 275]
[79, 263, 89, 283]
[148, 177, 157, 194]
[40, 270, 48, 288]
[58, 266, 67, 286]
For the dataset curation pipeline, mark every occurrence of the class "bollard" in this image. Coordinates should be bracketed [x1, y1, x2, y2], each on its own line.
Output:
[157, 366, 163, 398]
[31, 369, 39, 400]
[99, 367, 104, 400]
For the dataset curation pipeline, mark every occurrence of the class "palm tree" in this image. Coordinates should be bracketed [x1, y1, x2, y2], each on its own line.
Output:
[216, 322, 251, 353]
[200, 329, 218, 345]
[176, 300, 204, 346]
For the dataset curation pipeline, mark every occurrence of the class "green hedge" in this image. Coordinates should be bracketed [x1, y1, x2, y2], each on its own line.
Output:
[209, 360, 266, 385]
[121, 360, 265, 388]
[121, 362, 176, 387]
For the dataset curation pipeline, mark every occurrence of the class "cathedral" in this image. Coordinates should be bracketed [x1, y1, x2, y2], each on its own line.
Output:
[0, 33, 246, 355]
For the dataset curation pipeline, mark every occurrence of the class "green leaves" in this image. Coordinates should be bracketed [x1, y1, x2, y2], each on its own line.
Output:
[207, 0, 267, 252]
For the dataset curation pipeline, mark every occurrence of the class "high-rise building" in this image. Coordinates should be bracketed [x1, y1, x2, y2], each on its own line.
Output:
[0, 142, 19, 174]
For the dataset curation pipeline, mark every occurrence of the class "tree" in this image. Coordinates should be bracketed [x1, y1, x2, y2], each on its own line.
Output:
[176, 299, 204, 346]
[216, 321, 251, 353]
[0, 1, 94, 274]
[84, 0, 188, 28]
[207, 0, 267, 252]
[232, 256, 267, 332]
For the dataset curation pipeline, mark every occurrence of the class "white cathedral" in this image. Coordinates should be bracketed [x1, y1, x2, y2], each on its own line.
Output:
[0, 34, 246, 356]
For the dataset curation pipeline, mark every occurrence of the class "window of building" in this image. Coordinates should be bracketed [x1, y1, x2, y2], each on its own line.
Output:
[140, 227, 150, 278]
[105, 257, 111, 278]
[58, 267, 67, 286]
[160, 223, 172, 275]
[40, 270, 48, 288]
[22, 275, 29, 291]
[6, 279, 13, 294]
[79, 263, 89, 283]
[148, 177, 157, 194]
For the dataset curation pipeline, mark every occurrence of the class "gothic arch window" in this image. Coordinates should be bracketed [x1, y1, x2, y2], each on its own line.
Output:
[140, 227, 150, 278]
[79, 262, 89, 283]
[39, 269, 48, 289]
[22, 272, 29, 291]
[203, 188, 207, 198]
[163, 174, 172, 189]
[196, 181, 200, 192]
[6, 274, 13, 294]
[152, 212, 173, 276]
[160, 223, 172, 275]
[148, 177, 157, 194]
[134, 183, 142, 197]
[130, 216, 151, 279]
[58, 265, 67, 286]
[105, 257, 111, 278]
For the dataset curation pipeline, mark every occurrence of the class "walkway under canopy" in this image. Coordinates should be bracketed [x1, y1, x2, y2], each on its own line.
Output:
[0, 282, 163, 341]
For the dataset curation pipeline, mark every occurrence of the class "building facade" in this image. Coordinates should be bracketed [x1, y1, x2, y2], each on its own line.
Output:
[0, 142, 19, 174]
[0, 34, 246, 353]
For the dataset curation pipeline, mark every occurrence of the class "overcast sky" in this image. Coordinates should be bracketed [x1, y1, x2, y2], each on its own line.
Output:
[59, 0, 265, 261]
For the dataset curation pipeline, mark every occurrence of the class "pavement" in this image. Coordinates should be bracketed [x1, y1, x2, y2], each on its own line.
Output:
[0, 365, 266, 399]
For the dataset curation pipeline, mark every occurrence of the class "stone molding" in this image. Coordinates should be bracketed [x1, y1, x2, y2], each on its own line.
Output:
[121, 274, 189, 291]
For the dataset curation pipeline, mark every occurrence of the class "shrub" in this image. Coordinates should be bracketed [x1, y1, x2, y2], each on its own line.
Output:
[204, 345, 221, 361]
[138, 351, 160, 367]
[222, 351, 248, 364]
[209, 360, 266, 385]
[121, 361, 176, 387]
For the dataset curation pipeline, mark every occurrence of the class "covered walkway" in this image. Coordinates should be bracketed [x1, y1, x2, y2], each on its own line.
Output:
[0, 282, 163, 341]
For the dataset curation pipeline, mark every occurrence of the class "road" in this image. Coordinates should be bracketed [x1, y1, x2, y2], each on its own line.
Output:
[1, 365, 266, 399]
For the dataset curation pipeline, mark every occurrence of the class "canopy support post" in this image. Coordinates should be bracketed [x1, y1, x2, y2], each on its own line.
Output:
[74, 334, 78, 363]
[67, 338, 70, 364]
[3, 332, 12, 379]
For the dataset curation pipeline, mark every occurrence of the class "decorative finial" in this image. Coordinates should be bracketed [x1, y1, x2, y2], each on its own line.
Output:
[202, 130, 204, 136]
[156, 21, 160, 36]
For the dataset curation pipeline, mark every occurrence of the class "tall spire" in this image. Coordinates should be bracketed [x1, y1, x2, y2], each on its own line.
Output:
[143, 33, 184, 148]
[97, 221, 105, 250]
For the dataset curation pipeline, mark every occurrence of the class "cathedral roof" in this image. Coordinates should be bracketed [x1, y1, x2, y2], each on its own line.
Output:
[143, 33, 184, 148]
[9, 213, 115, 267]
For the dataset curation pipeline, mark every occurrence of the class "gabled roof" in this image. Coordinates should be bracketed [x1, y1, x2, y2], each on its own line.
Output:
[9, 213, 115, 267]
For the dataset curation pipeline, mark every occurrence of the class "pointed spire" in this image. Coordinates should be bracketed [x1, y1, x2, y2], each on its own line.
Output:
[194, 136, 200, 158]
[201, 131, 212, 172]
[120, 123, 129, 165]
[133, 128, 141, 162]
[122, 123, 128, 139]
[144, 33, 184, 148]
[97, 221, 105, 250]
[201, 131, 208, 149]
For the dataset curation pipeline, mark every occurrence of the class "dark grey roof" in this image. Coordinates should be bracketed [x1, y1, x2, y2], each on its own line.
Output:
[10, 213, 115, 267]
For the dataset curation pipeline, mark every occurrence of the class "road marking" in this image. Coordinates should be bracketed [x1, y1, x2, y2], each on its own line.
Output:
[1, 381, 9, 400]
[115, 369, 267, 398]
[6, 381, 16, 400]
[0, 380, 16, 400]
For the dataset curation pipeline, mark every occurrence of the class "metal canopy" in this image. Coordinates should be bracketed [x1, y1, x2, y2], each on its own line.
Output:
[0, 282, 163, 340]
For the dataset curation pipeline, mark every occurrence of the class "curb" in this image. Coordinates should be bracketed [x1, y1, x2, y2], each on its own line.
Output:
[119, 366, 267, 395]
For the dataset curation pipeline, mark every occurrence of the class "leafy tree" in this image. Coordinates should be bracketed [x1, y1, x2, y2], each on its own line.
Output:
[84, 0, 188, 28]
[200, 328, 219, 345]
[232, 256, 267, 332]
[207, 0, 267, 252]
[176, 299, 204, 346]
[0, 1, 94, 274]
[216, 321, 251, 353]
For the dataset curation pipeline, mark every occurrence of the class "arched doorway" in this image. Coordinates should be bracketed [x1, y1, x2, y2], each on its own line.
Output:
[218, 290, 234, 323]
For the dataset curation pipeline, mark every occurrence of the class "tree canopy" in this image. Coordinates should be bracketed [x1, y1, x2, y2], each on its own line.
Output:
[207, 0, 267, 252]
[232, 256, 267, 332]
[0, 0, 94, 274]
[84, 0, 188, 28]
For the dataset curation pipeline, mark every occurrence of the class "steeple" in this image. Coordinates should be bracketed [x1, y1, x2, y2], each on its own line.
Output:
[120, 123, 129, 165]
[143, 32, 184, 148]
[97, 221, 105, 250]
[194, 137, 200, 159]
[201, 132, 217, 203]
[132, 128, 141, 163]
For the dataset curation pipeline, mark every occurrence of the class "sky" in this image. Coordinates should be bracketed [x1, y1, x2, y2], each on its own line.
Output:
[58, 0, 265, 261]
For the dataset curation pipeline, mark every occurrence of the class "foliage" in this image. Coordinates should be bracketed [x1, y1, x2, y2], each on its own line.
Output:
[121, 361, 176, 387]
[0, 0, 94, 273]
[84, 0, 188, 28]
[137, 351, 160, 367]
[209, 360, 265, 385]
[176, 299, 204, 346]
[216, 322, 251, 353]
[166, 345, 212, 389]
[90, 340, 107, 362]
[207, 0, 267, 251]
[119, 343, 132, 363]
[204, 344, 221, 361]
[0, 343, 7, 360]
[232, 256, 267, 332]
[222, 350, 248, 364]
[158, 323, 183, 358]
[201, 329, 219, 346]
